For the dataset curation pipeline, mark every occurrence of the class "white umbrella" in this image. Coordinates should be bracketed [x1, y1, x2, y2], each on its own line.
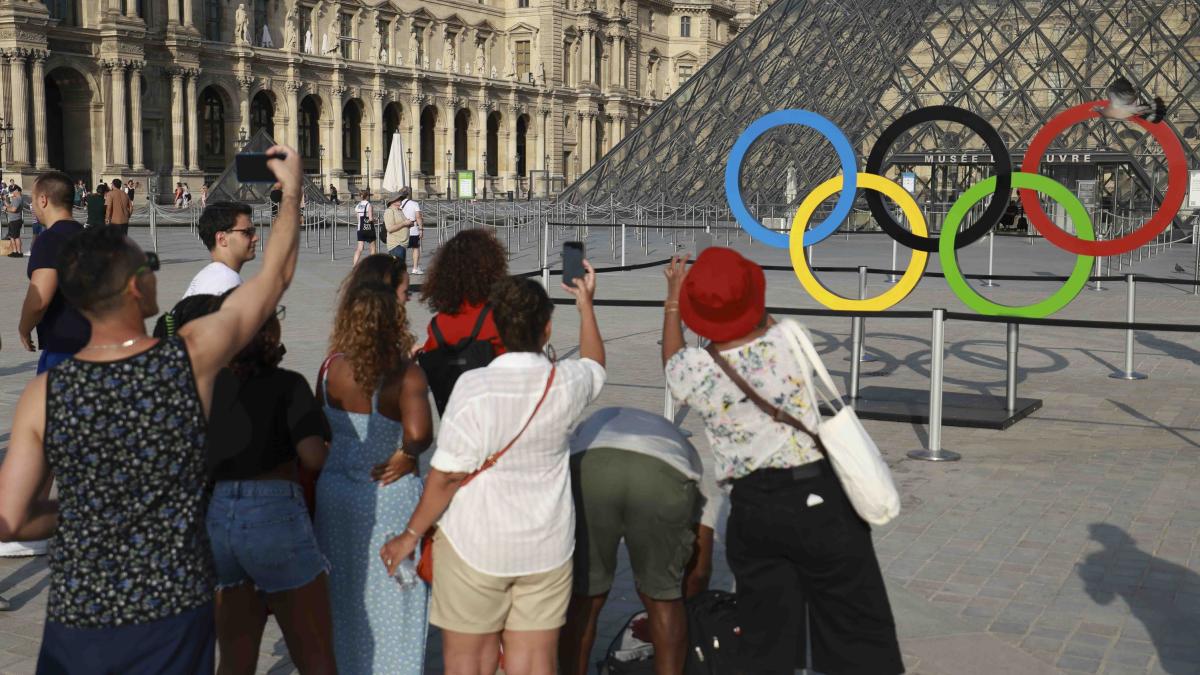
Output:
[381, 132, 408, 192]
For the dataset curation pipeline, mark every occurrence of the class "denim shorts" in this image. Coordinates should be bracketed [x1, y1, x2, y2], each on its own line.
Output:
[206, 480, 329, 594]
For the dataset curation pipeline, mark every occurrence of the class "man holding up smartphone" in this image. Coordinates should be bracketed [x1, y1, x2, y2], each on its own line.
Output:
[0, 146, 304, 673]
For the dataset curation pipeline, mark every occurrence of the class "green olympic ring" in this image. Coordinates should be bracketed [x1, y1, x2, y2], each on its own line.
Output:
[940, 172, 1095, 318]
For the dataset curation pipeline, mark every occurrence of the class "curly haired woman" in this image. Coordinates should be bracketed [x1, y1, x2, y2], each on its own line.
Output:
[417, 229, 509, 413]
[314, 265, 434, 674]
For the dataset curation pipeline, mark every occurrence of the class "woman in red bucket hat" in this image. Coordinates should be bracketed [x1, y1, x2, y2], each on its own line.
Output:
[661, 249, 902, 674]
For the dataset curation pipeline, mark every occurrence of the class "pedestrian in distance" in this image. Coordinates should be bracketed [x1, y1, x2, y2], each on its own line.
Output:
[315, 257, 431, 673]
[353, 190, 377, 265]
[85, 184, 108, 228]
[661, 249, 903, 675]
[0, 144, 305, 674]
[104, 178, 133, 235]
[4, 185, 27, 258]
[382, 266, 606, 675]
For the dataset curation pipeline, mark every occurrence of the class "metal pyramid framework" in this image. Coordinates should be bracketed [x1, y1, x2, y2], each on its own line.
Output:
[563, 0, 1200, 218]
[206, 129, 329, 204]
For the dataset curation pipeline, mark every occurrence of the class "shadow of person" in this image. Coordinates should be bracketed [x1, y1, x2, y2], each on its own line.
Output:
[1082, 524, 1200, 674]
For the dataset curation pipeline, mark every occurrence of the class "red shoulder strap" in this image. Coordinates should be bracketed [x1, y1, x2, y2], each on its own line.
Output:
[460, 364, 557, 487]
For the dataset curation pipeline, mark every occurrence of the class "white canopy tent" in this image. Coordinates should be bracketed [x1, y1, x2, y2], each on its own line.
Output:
[381, 132, 408, 193]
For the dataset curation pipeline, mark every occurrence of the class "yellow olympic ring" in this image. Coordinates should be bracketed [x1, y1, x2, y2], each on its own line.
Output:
[789, 173, 929, 311]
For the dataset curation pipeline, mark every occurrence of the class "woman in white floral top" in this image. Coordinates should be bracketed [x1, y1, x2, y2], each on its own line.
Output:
[661, 249, 902, 674]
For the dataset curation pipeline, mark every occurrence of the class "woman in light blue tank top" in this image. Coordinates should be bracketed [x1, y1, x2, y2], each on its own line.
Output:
[315, 257, 433, 673]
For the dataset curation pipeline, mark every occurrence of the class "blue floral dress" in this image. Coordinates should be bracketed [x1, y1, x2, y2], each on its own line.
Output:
[314, 369, 428, 674]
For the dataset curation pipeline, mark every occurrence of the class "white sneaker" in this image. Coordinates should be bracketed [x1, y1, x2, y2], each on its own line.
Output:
[0, 539, 49, 557]
[411, 267, 424, 275]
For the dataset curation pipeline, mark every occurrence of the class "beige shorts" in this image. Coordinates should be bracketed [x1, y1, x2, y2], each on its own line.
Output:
[429, 530, 572, 634]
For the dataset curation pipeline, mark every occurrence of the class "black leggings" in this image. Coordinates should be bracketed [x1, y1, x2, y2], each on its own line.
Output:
[726, 462, 903, 674]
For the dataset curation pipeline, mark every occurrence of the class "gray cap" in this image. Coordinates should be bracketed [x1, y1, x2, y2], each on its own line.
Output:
[385, 186, 412, 205]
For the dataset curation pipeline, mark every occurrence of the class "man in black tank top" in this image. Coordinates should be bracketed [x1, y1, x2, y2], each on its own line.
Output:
[0, 145, 306, 674]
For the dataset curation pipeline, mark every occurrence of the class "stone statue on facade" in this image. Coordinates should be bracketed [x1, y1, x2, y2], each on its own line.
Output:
[326, 19, 340, 55]
[285, 4, 299, 51]
[507, 42, 517, 80]
[235, 3, 250, 45]
[305, 29, 314, 53]
[373, 25, 385, 62]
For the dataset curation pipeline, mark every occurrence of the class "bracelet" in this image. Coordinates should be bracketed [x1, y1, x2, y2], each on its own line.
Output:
[404, 527, 423, 539]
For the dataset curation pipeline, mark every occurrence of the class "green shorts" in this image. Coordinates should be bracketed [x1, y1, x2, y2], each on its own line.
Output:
[570, 447, 700, 600]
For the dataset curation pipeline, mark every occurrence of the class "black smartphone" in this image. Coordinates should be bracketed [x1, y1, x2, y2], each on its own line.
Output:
[562, 241, 586, 289]
[235, 152, 286, 183]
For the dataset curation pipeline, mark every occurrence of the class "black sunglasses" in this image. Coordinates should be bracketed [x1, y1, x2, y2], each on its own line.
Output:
[134, 251, 160, 275]
[224, 226, 257, 238]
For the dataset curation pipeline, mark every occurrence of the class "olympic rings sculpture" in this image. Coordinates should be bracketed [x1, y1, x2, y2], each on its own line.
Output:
[724, 102, 1187, 317]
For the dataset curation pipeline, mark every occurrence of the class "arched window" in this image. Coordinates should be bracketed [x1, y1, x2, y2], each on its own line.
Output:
[200, 88, 225, 172]
[250, 92, 275, 139]
[383, 103, 402, 159]
[46, 0, 79, 26]
[454, 110, 470, 171]
[516, 115, 528, 177]
[486, 113, 500, 176]
[299, 96, 321, 174]
[342, 102, 362, 175]
[204, 0, 222, 41]
[420, 107, 437, 175]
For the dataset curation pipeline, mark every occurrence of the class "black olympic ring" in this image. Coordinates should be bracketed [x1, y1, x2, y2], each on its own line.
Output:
[864, 105, 1013, 252]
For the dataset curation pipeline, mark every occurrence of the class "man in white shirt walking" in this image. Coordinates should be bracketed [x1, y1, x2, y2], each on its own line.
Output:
[184, 202, 259, 298]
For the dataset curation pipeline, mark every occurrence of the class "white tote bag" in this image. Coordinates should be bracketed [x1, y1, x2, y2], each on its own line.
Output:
[782, 321, 901, 526]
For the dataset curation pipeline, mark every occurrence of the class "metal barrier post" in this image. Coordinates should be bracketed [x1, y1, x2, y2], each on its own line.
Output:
[1090, 232, 1105, 292]
[540, 219, 550, 290]
[848, 266, 877, 363]
[848, 315, 862, 401]
[620, 223, 626, 268]
[1193, 224, 1199, 296]
[982, 231, 997, 287]
[908, 309, 960, 461]
[886, 239, 898, 284]
[1110, 274, 1147, 380]
[1005, 322, 1019, 414]
[148, 194, 158, 253]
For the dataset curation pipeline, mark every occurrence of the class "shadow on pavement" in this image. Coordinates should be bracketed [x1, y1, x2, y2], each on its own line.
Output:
[1082, 524, 1200, 674]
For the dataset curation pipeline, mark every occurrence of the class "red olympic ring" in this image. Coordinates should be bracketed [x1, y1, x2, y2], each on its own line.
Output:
[1021, 101, 1187, 257]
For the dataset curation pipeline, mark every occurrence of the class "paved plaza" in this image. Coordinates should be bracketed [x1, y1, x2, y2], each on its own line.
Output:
[1, 219, 1199, 674]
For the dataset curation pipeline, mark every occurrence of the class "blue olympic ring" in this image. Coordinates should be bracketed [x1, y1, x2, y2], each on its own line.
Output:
[723, 109, 858, 249]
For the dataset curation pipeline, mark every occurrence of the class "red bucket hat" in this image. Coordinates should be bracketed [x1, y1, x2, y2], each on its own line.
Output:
[679, 247, 766, 342]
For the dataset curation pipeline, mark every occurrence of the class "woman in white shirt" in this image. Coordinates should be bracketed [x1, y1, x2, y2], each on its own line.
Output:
[382, 265, 606, 675]
[661, 249, 902, 675]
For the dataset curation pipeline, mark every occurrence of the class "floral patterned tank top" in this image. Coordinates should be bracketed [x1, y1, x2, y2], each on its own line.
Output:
[44, 337, 215, 627]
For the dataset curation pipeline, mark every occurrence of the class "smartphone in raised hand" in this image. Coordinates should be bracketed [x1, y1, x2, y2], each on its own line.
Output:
[236, 152, 287, 184]
[562, 241, 586, 289]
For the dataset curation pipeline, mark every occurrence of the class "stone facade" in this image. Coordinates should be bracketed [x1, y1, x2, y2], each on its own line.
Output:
[0, 0, 754, 198]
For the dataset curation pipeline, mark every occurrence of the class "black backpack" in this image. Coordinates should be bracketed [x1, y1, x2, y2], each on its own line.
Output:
[417, 306, 496, 414]
[685, 590, 742, 675]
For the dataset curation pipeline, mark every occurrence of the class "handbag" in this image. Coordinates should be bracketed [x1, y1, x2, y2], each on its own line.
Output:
[416, 364, 558, 583]
[704, 323, 900, 526]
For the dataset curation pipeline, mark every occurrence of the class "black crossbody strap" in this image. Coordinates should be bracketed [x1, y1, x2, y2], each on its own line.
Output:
[430, 315, 450, 349]
[705, 344, 826, 458]
[466, 305, 491, 342]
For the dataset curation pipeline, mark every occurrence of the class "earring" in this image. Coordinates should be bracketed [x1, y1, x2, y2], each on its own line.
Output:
[544, 343, 557, 362]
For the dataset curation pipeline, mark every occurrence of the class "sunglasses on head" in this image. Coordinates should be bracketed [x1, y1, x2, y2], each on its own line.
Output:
[134, 251, 160, 275]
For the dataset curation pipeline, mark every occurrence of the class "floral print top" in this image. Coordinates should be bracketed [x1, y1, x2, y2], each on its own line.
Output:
[666, 320, 823, 485]
[43, 338, 214, 627]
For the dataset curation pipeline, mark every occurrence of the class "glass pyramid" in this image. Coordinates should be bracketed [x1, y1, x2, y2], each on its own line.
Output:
[563, 0, 1199, 226]
[206, 129, 330, 205]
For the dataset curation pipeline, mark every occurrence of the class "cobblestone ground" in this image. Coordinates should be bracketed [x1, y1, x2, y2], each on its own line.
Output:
[1, 221, 1198, 674]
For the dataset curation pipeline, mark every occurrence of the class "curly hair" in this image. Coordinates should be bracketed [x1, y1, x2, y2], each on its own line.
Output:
[420, 229, 509, 314]
[490, 276, 554, 353]
[330, 281, 414, 393]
